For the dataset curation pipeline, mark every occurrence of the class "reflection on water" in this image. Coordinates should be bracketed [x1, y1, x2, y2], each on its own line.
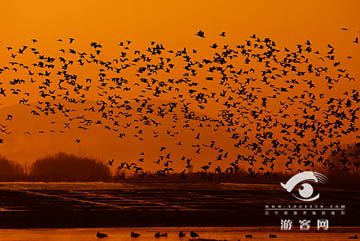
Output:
[0, 227, 359, 241]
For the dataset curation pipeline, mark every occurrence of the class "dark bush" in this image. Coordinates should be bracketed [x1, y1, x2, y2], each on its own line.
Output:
[29, 152, 111, 182]
[0, 156, 25, 181]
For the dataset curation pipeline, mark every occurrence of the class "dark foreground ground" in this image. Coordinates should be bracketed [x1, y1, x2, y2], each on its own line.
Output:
[0, 182, 359, 228]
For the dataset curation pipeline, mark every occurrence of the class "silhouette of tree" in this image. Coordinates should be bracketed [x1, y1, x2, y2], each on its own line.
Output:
[29, 152, 111, 182]
[0, 156, 25, 181]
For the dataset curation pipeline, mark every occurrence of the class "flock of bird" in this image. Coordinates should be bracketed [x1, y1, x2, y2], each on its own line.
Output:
[95, 230, 359, 239]
[97, 230, 260, 239]
[0, 28, 359, 176]
[96, 230, 199, 239]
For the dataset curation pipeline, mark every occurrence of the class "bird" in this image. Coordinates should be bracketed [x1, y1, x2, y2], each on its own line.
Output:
[195, 30, 205, 38]
[96, 232, 108, 239]
[245, 234, 253, 238]
[201, 162, 212, 172]
[131, 231, 140, 238]
[354, 37, 359, 44]
[108, 159, 114, 166]
[5, 114, 13, 121]
[349, 234, 358, 239]
[178, 231, 186, 238]
[190, 231, 199, 238]
[154, 232, 168, 238]
[210, 43, 218, 49]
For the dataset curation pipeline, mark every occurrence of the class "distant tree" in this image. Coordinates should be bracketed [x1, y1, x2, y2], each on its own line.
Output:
[0, 156, 25, 181]
[29, 152, 112, 182]
[329, 143, 360, 174]
[353, 160, 360, 174]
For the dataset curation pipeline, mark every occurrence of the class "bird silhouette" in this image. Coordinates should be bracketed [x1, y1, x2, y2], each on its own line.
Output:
[96, 232, 108, 239]
[178, 231, 186, 238]
[190, 231, 199, 238]
[108, 159, 114, 166]
[195, 30, 205, 38]
[154, 232, 167, 238]
[130, 231, 140, 238]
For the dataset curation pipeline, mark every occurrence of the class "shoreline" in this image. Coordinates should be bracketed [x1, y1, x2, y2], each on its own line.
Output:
[0, 226, 359, 231]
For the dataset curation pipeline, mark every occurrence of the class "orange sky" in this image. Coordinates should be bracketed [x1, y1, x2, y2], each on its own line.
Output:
[0, 0, 359, 173]
[0, 1, 359, 52]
